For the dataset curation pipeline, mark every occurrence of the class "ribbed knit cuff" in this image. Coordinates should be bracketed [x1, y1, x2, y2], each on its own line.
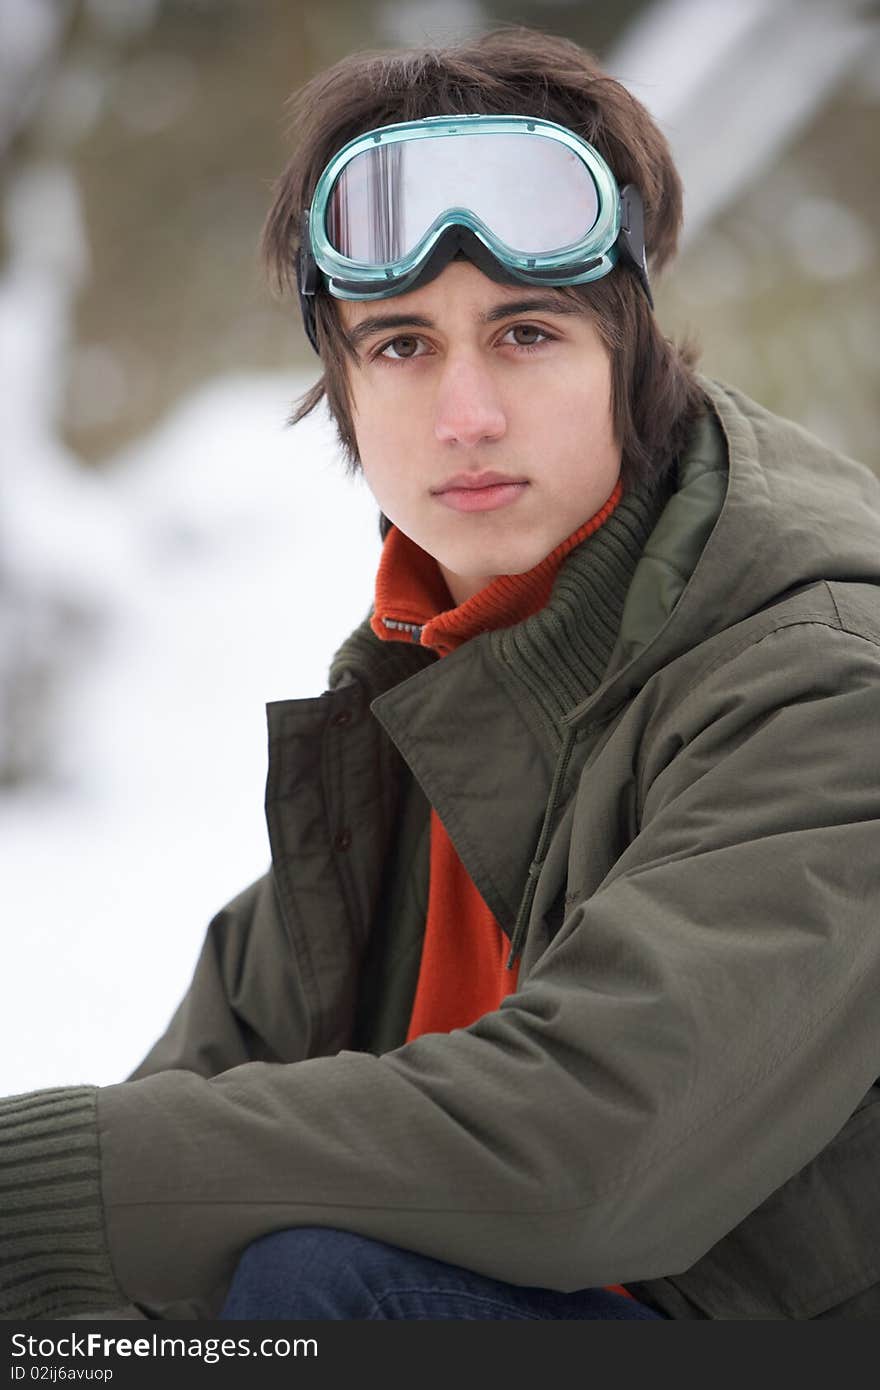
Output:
[0, 1086, 124, 1320]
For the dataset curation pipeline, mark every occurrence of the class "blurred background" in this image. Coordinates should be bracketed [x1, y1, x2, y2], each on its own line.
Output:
[1, 0, 878, 1091]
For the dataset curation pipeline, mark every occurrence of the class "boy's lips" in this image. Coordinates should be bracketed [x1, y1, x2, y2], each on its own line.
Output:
[431, 473, 530, 514]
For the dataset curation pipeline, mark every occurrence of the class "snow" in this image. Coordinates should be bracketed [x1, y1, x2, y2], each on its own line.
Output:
[1, 372, 382, 1093]
[0, 146, 381, 1098]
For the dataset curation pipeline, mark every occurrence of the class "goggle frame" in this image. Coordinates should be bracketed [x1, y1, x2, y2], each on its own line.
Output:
[297, 114, 651, 352]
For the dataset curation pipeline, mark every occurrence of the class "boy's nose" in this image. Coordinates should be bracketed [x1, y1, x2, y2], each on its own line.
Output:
[433, 355, 507, 447]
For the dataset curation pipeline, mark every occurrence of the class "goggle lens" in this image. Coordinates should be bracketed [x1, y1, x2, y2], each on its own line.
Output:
[326, 132, 600, 264]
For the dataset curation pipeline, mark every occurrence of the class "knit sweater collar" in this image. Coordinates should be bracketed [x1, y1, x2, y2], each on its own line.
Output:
[330, 471, 672, 736]
[371, 480, 624, 658]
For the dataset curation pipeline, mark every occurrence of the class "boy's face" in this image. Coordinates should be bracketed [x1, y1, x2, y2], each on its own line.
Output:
[338, 260, 621, 605]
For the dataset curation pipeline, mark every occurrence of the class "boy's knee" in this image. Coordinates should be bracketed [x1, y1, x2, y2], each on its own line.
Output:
[223, 1226, 401, 1319]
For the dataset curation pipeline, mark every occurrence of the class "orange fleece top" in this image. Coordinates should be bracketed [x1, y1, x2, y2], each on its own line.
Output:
[370, 478, 623, 1041]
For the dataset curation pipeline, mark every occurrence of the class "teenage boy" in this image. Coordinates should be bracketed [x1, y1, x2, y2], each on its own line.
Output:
[3, 29, 880, 1323]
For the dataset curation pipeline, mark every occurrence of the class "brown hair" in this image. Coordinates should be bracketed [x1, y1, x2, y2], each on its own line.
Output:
[263, 27, 704, 536]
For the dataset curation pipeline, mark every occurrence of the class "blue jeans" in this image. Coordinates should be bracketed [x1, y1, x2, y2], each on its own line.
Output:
[219, 1227, 665, 1320]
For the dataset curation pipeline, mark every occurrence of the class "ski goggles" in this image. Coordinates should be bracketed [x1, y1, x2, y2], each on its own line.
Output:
[296, 114, 652, 353]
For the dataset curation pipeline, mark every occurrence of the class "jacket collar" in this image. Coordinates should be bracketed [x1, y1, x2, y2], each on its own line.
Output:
[565, 374, 880, 730]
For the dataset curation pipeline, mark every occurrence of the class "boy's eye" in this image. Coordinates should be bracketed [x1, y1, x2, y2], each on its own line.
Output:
[504, 324, 547, 347]
[379, 336, 424, 359]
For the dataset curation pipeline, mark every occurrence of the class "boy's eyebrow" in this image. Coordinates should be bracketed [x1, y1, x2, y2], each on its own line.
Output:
[347, 312, 434, 349]
[346, 293, 584, 349]
[482, 294, 585, 324]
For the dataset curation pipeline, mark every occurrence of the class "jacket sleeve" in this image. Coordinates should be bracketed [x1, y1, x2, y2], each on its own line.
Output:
[128, 872, 312, 1080]
[97, 620, 880, 1312]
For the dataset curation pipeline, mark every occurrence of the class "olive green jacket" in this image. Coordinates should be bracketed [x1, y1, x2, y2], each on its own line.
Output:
[3, 379, 880, 1321]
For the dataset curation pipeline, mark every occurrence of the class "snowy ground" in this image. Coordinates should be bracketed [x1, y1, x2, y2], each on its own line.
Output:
[0, 372, 382, 1094]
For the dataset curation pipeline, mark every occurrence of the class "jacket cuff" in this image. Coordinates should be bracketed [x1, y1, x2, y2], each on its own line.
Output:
[0, 1086, 125, 1319]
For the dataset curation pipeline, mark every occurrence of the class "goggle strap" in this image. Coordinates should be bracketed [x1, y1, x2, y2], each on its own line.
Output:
[297, 208, 320, 352]
[617, 184, 654, 309]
